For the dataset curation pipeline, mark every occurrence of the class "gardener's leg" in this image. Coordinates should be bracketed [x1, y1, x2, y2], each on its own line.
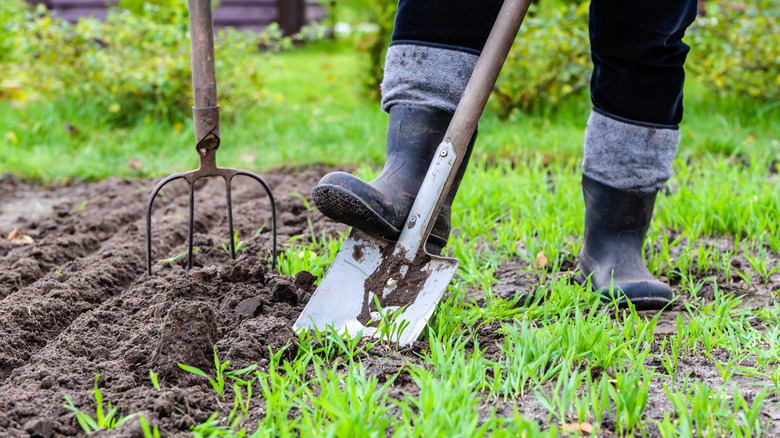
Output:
[578, 0, 698, 308]
[312, 0, 503, 254]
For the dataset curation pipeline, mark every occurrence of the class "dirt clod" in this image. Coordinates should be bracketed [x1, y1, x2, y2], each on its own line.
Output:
[235, 296, 265, 318]
[153, 301, 218, 383]
[272, 278, 298, 305]
[23, 419, 53, 438]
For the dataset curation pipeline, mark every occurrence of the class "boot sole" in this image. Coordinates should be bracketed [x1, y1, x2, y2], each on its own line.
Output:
[611, 296, 671, 311]
[312, 184, 448, 255]
[573, 272, 672, 311]
[312, 184, 402, 240]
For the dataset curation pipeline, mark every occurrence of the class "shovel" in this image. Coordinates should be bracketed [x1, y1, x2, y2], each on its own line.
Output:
[294, 0, 532, 345]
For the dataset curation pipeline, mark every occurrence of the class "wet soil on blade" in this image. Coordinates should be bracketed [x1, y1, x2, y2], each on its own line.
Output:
[358, 239, 433, 326]
[1, 171, 779, 436]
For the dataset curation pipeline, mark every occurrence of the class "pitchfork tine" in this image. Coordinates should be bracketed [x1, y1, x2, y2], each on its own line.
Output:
[187, 182, 196, 271]
[146, 173, 186, 275]
[226, 179, 236, 259]
[232, 170, 278, 270]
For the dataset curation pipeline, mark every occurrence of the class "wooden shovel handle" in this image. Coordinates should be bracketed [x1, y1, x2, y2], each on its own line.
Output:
[445, 0, 531, 148]
[426, 0, 532, 239]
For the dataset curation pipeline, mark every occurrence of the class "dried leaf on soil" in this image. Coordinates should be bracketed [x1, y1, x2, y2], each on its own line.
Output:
[536, 251, 548, 268]
[7, 229, 34, 244]
[559, 422, 593, 435]
[127, 159, 143, 170]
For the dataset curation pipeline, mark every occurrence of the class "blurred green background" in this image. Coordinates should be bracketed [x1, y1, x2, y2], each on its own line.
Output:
[0, 0, 777, 183]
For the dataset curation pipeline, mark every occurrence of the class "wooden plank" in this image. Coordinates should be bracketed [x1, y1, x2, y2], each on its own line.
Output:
[33, 0, 326, 34]
[213, 5, 277, 24]
[215, 23, 270, 33]
[53, 7, 108, 21]
[220, 0, 276, 5]
[305, 3, 326, 21]
[49, 0, 115, 6]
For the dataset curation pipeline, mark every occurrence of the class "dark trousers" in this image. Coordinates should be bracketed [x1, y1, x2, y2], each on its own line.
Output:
[391, 0, 699, 126]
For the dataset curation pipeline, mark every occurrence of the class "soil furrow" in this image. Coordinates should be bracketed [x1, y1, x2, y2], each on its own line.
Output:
[0, 222, 147, 383]
[0, 178, 153, 300]
[0, 178, 204, 383]
[0, 257, 314, 436]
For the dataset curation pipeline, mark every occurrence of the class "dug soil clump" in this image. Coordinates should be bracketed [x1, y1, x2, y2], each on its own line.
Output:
[152, 300, 219, 383]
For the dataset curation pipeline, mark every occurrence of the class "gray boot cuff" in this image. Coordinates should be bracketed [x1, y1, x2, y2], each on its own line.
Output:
[582, 110, 680, 192]
[381, 44, 478, 114]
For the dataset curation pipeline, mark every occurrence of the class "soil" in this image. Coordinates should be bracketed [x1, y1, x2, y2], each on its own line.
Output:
[0, 169, 348, 437]
[0, 171, 778, 437]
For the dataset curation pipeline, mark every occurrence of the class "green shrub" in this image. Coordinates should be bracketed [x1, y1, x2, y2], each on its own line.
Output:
[116, 0, 189, 25]
[0, 0, 287, 124]
[329, 0, 396, 99]
[0, 0, 28, 63]
[686, 1, 780, 102]
[492, 0, 780, 116]
[491, 2, 591, 117]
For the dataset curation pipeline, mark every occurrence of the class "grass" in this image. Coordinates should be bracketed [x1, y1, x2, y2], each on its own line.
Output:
[4, 39, 780, 436]
[178, 347, 258, 400]
[0, 39, 385, 182]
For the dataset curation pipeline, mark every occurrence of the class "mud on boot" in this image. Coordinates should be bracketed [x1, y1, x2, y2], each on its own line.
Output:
[576, 174, 673, 309]
[312, 104, 475, 255]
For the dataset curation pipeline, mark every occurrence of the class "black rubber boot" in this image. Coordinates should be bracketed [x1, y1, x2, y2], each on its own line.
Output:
[312, 104, 475, 255]
[577, 174, 673, 309]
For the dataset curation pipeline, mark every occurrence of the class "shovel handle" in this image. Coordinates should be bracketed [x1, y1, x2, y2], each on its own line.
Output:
[188, 0, 220, 150]
[446, 0, 530, 146]
[422, 0, 532, 242]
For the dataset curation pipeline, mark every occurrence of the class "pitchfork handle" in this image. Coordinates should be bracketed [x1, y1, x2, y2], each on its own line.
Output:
[188, 0, 220, 150]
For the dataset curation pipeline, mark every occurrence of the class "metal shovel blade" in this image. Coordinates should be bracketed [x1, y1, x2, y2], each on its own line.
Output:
[292, 228, 458, 346]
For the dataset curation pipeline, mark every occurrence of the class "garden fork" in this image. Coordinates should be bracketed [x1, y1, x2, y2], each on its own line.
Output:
[145, 0, 276, 275]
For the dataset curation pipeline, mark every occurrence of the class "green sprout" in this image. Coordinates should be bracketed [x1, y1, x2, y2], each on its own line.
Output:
[178, 347, 257, 400]
[149, 370, 161, 391]
[62, 374, 134, 434]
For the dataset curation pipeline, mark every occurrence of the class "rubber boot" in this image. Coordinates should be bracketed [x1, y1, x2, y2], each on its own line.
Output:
[312, 104, 475, 255]
[577, 174, 673, 309]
